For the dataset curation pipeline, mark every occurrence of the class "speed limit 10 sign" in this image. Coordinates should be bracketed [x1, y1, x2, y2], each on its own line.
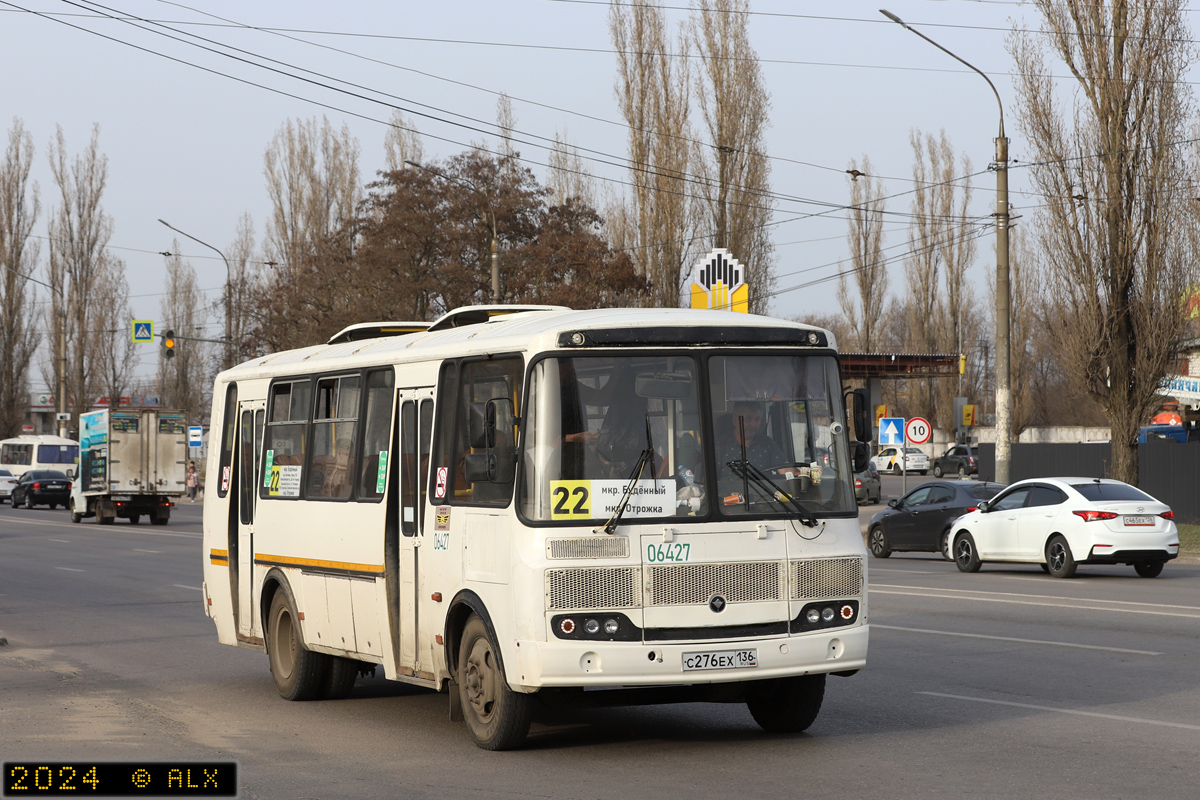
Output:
[905, 416, 932, 444]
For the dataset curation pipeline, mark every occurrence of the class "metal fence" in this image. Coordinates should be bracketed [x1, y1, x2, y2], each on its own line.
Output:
[978, 441, 1200, 523]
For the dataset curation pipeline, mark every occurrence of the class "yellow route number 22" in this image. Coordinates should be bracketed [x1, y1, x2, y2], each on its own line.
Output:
[550, 480, 591, 520]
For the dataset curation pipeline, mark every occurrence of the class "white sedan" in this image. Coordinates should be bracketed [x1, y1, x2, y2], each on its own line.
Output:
[870, 447, 929, 475]
[0, 468, 16, 503]
[949, 477, 1179, 578]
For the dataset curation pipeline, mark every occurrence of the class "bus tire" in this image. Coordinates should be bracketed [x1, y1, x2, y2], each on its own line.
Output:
[746, 673, 825, 733]
[267, 589, 328, 701]
[457, 613, 532, 750]
[322, 656, 359, 700]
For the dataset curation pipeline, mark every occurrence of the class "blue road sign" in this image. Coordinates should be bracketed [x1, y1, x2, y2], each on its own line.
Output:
[188, 426, 203, 447]
[132, 320, 154, 343]
[879, 417, 905, 446]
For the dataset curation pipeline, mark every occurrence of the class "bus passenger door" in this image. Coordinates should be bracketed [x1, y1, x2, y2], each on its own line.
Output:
[398, 389, 435, 678]
[236, 401, 265, 639]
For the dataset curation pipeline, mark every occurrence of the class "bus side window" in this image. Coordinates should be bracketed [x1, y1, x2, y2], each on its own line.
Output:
[308, 375, 361, 500]
[400, 401, 417, 534]
[357, 369, 395, 503]
[432, 357, 522, 506]
[261, 379, 311, 500]
[217, 384, 237, 498]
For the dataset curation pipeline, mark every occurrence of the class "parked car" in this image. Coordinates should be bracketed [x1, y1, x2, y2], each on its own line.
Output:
[949, 478, 1179, 578]
[868, 480, 1005, 559]
[10, 469, 72, 509]
[854, 462, 881, 505]
[0, 467, 16, 503]
[870, 446, 929, 475]
[932, 445, 978, 478]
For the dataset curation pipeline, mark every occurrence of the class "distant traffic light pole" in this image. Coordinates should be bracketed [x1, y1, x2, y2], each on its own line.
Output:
[880, 9, 1012, 483]
[404, 160, 500, 304]
[158, 219, 234, 371]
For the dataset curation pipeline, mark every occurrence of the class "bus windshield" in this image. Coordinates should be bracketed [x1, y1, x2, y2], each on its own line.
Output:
[519, 352, 855, 523]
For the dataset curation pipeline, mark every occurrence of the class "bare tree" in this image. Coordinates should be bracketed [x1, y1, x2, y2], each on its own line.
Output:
[837, 156, 888, 352]
[46, 123, 112, 429]
[258, 116, 361, 350]
[225, 213, 264, 365]
[610, 0, 695, 307]
[689, 0, 775, 312]
[0, 118, 41, 437]
[89, 253, 138, 409]
[158, 246, 209, 422]
[383, 110, 424, 175]
[902, 130, 978, 430]
[547, 127, 596, 209]
[1010, 0, 1199, 483]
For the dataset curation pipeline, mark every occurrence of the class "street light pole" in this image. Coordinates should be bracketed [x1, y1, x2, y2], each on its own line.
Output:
[158, 219, 234, 371]
[404, 160, 500, 304]
[881, 9, 1012, 483]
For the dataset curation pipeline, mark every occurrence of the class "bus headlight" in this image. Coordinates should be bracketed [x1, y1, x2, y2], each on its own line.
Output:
[604, 619, 619, 635]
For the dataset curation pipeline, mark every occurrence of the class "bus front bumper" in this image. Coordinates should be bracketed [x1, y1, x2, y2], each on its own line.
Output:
[511, 624, 868, 690]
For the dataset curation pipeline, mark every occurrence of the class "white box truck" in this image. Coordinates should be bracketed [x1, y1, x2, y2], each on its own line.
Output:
[70, 409, 188, 525]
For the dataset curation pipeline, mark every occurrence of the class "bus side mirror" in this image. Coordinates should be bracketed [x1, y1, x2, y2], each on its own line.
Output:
[845, 388, 870, 444]
[465, 398, 516, 483]
[852, 441, 870, 473]
[468, 402, 495, 449]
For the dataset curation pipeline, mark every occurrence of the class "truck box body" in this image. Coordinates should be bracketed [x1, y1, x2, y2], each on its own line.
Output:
[73, 409, 188, 524]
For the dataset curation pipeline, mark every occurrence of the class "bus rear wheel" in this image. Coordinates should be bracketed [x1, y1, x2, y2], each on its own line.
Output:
[746, 674, 826, 733]
[267, 589, 328, 701]
[457, 614, 532, 750]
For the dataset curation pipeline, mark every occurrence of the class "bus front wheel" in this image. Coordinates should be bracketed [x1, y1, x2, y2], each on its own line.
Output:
[457, 614, 532, 750]
[267, 590, 327, 701]
[746, 673, 825, 733]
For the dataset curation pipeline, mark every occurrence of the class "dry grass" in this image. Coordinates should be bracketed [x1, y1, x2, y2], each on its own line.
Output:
[1176, 524, 1200, 555]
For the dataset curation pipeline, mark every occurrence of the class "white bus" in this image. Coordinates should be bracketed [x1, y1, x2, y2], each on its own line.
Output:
[0, 434, 80, 479]
[201, 306, 872, 750]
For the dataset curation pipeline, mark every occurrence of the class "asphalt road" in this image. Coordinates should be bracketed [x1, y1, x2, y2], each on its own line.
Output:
[2, 496, 1198, 799]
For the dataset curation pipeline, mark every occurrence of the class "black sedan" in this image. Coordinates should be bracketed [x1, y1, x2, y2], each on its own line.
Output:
[10, 470, 72, 509]
[867, 480, 1004, 559]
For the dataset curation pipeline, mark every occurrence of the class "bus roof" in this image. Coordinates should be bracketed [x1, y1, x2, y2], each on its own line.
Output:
[218, 306, 837, 384]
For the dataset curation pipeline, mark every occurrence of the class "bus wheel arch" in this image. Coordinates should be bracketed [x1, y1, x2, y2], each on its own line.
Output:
[445, 590, 497, 678]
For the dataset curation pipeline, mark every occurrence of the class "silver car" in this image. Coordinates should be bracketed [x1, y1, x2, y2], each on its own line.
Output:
[0, 468, 16, 503]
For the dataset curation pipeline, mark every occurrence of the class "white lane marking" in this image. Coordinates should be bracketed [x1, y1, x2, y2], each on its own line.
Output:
[874, 584, 1200, 611]
[134, 549, 161, 554]
[873, 624, 1162, 655]
[871, 589, 1200, 619]
[49, 538, 70, 543]
[56, 567, 84, 572]
[173, 585, 201, 591]
[868, 568, 941, 575]
[918, 692, 1200, 731]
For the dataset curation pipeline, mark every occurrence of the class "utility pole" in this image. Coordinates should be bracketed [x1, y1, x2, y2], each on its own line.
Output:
[881, 9, 1011, 483]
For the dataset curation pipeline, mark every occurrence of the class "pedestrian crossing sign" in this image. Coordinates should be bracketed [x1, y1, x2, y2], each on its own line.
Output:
[132, 320, 154, 343]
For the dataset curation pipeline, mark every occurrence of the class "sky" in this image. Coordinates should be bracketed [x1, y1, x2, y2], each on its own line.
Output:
[2, 0, 1059, 391]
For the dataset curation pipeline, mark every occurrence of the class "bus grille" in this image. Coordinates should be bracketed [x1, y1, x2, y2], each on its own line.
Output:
[789, 557, 864, 600]
[545, 567, 641, 610]
[646, 561, 782, 606]
[546, 537, 630, 560]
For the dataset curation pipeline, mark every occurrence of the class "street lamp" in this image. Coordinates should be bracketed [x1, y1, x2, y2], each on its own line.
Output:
[158, 219, 234, 371]
[880, 9, 1012, 483]
[404, 159, 500, 304]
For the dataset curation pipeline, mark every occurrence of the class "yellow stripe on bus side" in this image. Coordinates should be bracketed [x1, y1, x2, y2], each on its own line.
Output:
[254, 553, 385, 575]
[209, 549, 229, 566]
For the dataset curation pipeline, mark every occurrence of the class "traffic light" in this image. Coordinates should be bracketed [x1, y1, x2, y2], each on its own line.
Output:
[162, 329, 176, 359]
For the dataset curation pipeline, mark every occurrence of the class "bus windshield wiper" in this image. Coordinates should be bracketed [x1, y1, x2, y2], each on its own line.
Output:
[595, 417, 655, 535]
[726, 459, 819, 527]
